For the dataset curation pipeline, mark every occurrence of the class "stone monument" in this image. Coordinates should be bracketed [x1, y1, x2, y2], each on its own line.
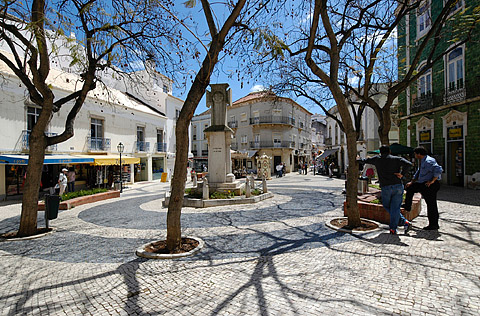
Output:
[203, 83, 243, 195]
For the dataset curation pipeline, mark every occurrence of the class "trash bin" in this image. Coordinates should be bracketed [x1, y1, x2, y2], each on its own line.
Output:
[114, 181, 121, 191]
[358, 176, 369, 194]
[45, 194, 60, 220]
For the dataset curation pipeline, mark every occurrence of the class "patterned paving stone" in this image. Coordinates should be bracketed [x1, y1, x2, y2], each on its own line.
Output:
[0, 174, 479, 315]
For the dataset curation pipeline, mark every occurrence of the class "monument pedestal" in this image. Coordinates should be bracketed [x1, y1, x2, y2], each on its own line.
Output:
[204, 127, 244, 195]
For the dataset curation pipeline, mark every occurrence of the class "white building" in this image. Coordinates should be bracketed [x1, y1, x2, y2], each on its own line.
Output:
[0, 36, 186, 199]
[191, 91, 313, 175]
[323, 86, 399, 175]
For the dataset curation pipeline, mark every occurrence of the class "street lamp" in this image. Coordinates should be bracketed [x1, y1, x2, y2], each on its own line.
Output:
[117, 142, 124, 193]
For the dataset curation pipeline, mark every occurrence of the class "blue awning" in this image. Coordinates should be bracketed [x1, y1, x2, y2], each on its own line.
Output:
[0, 154, 94, 165]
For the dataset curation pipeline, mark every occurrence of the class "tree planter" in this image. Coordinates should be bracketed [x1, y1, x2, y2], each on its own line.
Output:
[343, 191, 421, 225]
[136, 236, 204, 259]
[37, 190, 120, 210]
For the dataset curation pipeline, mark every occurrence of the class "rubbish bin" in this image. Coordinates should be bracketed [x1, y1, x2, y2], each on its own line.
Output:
[45, 194, 60, 220]
[114, 181, 121, 191]
[358, 176, 369, 194]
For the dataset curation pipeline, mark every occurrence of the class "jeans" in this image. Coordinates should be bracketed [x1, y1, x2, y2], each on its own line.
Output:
[67, 181, 75, 193]
[381, 183, 407, 231]
[404, 181, 440, 228]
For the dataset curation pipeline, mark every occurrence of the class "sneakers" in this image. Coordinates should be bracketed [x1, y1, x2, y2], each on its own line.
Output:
[404, 221, 412, 235]
[389, 229, 397, 235]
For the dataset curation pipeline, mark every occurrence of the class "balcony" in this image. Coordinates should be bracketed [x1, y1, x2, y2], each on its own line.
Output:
[444, 87, 466, 105]
[411, 93, 434, 114]
[324, 138, 332, 146]
[227, 121, 238, 128]
[155, 142, 167, 152]
[87, 137, 111, 152]
[135, 141, 150, 152]
[249, 141, 295, 149]
[192, 150, 198, 156]
[249, 116, 295, 126]
[231, 142, 238, 151]
[21, 130, 58, 151]
[201, 150, 208, 156]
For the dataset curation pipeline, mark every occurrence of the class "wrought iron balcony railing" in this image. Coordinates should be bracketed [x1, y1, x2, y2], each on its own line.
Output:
[201, 150, 209, 156]
[412, 93, 434, 114]
[87, 137, 111, 151]
[249, 141, 295, 149]
[191, 150, 198, 156]
[155, 142, 167, 152]
[249, 116, 295, 126]
[324, 138, 332, 146]
[228, 121, 238, 128]
[135, 141, 150, 152]
[21, 130, 58, 151]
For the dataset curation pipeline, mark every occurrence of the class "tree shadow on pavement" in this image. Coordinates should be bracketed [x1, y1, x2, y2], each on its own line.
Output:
[356, 232, 409, 246]
[436, 185, 480, 206]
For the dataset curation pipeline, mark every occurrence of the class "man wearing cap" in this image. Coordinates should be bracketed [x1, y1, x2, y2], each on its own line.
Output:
[58, 168, 68, 196]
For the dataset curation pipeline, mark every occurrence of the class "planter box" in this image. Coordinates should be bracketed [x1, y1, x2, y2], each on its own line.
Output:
[343, 193, 421, 225]
[38, 190, 120, 210]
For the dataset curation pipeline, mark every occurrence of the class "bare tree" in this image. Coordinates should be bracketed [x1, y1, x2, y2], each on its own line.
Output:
[0, 0, 180, 236]
[343, 0, 480, 145]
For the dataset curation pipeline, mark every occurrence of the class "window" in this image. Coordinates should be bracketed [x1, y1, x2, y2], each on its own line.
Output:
[163, 84, 169, 93]
[175, 109, 180, 120]
[445, 0, 463, 15]
[27, 106, 41, 132]
[157, 129, 164, 151]
[273, 134, 281, 148]
[137, 126, 145, 142]
[273, 109, 282, 116]
[417, 1, 431, 38]
[204, 124, 208, 139]
[447, 47, 464, 91]
[90, 118, 104, 150]
[418, 66, 432, 97]
[241, 135, 248, 144]
[192, 125, 197, 140]
[241, 113, 247, 122]
[254, 134, 260, 144]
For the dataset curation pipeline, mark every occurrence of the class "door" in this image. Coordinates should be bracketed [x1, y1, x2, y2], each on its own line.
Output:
[447, 141, 463, 186]
[274, 156, 281, 174]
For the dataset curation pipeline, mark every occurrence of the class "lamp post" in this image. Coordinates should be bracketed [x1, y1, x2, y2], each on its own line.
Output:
[117, 142, 124, 193]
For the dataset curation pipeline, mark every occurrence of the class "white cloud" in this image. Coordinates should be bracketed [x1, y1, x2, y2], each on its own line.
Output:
[250, 84, 266, 92]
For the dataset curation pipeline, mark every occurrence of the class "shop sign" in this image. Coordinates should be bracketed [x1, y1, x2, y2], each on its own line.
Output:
[447, 126, 463, 140]
[419, 130, 431, 142]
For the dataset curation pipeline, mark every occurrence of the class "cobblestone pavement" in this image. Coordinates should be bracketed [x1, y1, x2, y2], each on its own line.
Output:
[0, 174, 479, 315]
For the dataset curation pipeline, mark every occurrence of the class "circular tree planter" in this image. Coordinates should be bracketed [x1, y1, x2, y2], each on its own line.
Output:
[136, 236, 204, 259]
[325, 217, 381, 233]
[1, 227, 56, 241]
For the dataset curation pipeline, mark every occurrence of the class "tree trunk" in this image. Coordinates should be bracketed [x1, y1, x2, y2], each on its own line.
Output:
[18, 124, 48, 236]
[344, 130, 362, 228]
[166, 118, 190, 250]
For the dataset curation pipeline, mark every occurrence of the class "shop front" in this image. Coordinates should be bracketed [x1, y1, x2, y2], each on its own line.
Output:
[0, 154, 94, 198]
[152, 156, 165, 180]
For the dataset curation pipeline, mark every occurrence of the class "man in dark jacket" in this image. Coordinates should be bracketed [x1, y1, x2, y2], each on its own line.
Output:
[360, 145, 413, 235]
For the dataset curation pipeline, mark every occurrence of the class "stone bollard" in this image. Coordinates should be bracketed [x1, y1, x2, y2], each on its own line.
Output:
[249, 175, 255, 190]
[203, 178, 209, 200]
[193, 174, 197, 188]
[262, 176, 267, 193]
[245, 178, 251, 198]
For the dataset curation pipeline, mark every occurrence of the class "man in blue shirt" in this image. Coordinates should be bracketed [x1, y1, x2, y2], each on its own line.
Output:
[403, 146, 443, 230]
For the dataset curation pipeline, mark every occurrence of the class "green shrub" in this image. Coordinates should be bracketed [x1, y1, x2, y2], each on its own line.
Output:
[210, 190, 235, 199]
[185, 188, 202, 199]
[61, 188, 108, 201]
[252, 189, 262, 196]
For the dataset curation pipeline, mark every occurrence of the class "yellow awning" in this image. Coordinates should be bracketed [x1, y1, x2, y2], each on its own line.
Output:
[76, 155, 140, 166]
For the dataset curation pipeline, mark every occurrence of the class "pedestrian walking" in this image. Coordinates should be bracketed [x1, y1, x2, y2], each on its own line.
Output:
[303, 162, 308, 175]
[58, 168, 68, 196]
[403, 146, 443, 230]
[359, 145, 413, 235]
[329, 162, 335, 178]
[276, 163, 283, 178]
[67, 167, 76, 193]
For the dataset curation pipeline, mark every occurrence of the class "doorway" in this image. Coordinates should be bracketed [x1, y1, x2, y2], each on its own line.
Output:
[447, 141, 463, 186]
